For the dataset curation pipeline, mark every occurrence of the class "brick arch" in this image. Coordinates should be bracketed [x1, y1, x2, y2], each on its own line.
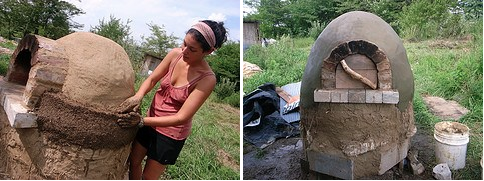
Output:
[5, 35, 68, 108]
[6, 35, 39, 85]
[320, 40, 392, 90]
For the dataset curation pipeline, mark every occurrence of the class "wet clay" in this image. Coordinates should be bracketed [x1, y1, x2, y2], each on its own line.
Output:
[435, 121, 469, 134]
[57, 32, 135, 112]
[36, 92, 137, 149]
[301, 102, 415, 178]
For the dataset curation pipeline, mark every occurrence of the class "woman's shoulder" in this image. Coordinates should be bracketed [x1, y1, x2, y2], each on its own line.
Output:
[167, 47, 182, 57]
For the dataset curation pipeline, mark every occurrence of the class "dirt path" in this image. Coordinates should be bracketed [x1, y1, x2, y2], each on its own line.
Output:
[243, 125, 437, 180]
[243, 137, 304, 180]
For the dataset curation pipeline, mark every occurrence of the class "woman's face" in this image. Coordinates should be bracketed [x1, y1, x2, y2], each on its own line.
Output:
[181, 33, 209, 63]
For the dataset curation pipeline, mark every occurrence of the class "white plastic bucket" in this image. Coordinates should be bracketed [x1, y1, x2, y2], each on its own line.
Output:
[434, 121, 469, 170]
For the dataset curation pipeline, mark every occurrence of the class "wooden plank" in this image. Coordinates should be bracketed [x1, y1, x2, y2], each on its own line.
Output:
[275, 87, 292, 102]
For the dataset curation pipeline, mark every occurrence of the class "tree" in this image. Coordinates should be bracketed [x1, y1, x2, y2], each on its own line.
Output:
[334, 0, 408, 33]
[0, 0, 84, 39]
[90, 15, 143, 71]
[244, 0, 409, 37]
[244, 0, 339, 38]
[398, 0, 457, 39]
[207, 41, 240, 89]
[90, 15, 132, 46]
[141, 23, 179, 58]
[244, 0, 291, 38]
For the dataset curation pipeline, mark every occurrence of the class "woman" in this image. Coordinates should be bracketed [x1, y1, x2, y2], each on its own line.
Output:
[116, 20, 227, 179]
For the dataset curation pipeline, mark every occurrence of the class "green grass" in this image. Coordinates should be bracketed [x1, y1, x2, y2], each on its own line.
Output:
[243, 36, 313, 93]
[135, 75, 240, 180]
[0, 54, 9, 76]
[244, 28, 482, 179]
[0, 40, 17, 50]
[0, 40, 16, 76]
[405, 37, 483, 179]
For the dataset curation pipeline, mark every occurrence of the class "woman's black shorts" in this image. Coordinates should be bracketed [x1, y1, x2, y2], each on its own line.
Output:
[135, 126, 186, 165]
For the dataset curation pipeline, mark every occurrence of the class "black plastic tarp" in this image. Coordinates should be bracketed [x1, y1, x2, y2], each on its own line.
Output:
[243, 83, 299, 148]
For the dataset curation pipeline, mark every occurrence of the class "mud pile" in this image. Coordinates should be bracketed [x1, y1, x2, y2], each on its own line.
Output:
[36, 92, 137, 149]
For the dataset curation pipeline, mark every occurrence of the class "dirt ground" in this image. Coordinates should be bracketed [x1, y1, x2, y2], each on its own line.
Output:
[243, 125, 437, 180]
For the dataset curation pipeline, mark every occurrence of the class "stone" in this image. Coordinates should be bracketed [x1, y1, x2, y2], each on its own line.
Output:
[376, 61, 391, 72]
[0, 79, 37, 128]
[3, 93, 37, 128]
[243, 61, 262, 78]
[331, 89, 348, 103]
[307, 150, 354, 180]
[433, 163, 452, 180]
[407, 149, 425, 175]
[366, 90, 382, 103]
[422, 96, 469, 120]
[379, 139, 410, 175]
[348, 90, 366, 103]
[322, 60, 338, 71]
[382, 91, 399, 104]
[314, 89, 331, 102]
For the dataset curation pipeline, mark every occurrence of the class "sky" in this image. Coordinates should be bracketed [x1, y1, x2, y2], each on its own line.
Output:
[66, 0, 241, 44]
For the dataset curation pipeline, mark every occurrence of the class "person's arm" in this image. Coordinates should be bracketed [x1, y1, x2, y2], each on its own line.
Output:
[143, 74, 216, 127]
[116, 48, 181, 113]
[133, 49, 180, 99]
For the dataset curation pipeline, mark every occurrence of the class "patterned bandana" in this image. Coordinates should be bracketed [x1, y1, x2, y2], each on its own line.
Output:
[192, 22, 216, 49]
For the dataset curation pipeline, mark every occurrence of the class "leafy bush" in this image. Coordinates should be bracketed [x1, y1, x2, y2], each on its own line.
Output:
[398, 0, 468, 40]
[207, 41, 240, 87]
[214, 77, 237, 101]
[222, 92, 240, 107]
[439, 14, 465, 38]
[307, 21, 326, 40]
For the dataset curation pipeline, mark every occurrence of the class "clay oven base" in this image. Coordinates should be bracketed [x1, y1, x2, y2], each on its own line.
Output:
[301, 102, 415, 178]
[36, 92, 137, 149]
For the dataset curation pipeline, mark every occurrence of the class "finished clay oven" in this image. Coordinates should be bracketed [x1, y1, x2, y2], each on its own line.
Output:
[0, 32, 136, 179]
[300, 11, 416, 179]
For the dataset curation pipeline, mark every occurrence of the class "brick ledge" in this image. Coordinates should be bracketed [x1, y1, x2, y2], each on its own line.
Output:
[314, 89, 399, 104]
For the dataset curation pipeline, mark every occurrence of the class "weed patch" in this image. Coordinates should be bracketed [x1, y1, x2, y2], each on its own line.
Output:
[0, 54, 9, 76]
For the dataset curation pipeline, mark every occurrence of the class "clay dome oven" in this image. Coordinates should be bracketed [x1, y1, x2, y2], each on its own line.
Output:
[300, 11, 416, 179]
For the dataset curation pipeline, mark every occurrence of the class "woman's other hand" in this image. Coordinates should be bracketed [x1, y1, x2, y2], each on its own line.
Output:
[117, 112, 142, 128]
[116, 95, 142, 113]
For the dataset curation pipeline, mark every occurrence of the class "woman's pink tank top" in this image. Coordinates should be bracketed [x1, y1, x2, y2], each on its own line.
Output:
[148, 54, 214, 140]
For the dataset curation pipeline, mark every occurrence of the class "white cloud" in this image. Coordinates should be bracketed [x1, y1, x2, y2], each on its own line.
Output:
[208, 13, 227, 22]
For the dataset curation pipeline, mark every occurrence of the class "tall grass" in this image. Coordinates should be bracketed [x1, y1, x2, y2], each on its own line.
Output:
[243, 36, 312, 93]
[0, 40, 16, 76]
[405, 19, 482, 179]
[0, 54, 9, 76]
[135, 74, 240, 180]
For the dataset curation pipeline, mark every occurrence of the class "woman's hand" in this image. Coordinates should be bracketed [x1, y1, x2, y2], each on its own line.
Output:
[117, 112, 142, 128]
[116, 95, 142, 113]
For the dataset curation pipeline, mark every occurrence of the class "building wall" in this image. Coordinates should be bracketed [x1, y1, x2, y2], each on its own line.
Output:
[141, 55, 162, 76]
[243, 22, 260, 49]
